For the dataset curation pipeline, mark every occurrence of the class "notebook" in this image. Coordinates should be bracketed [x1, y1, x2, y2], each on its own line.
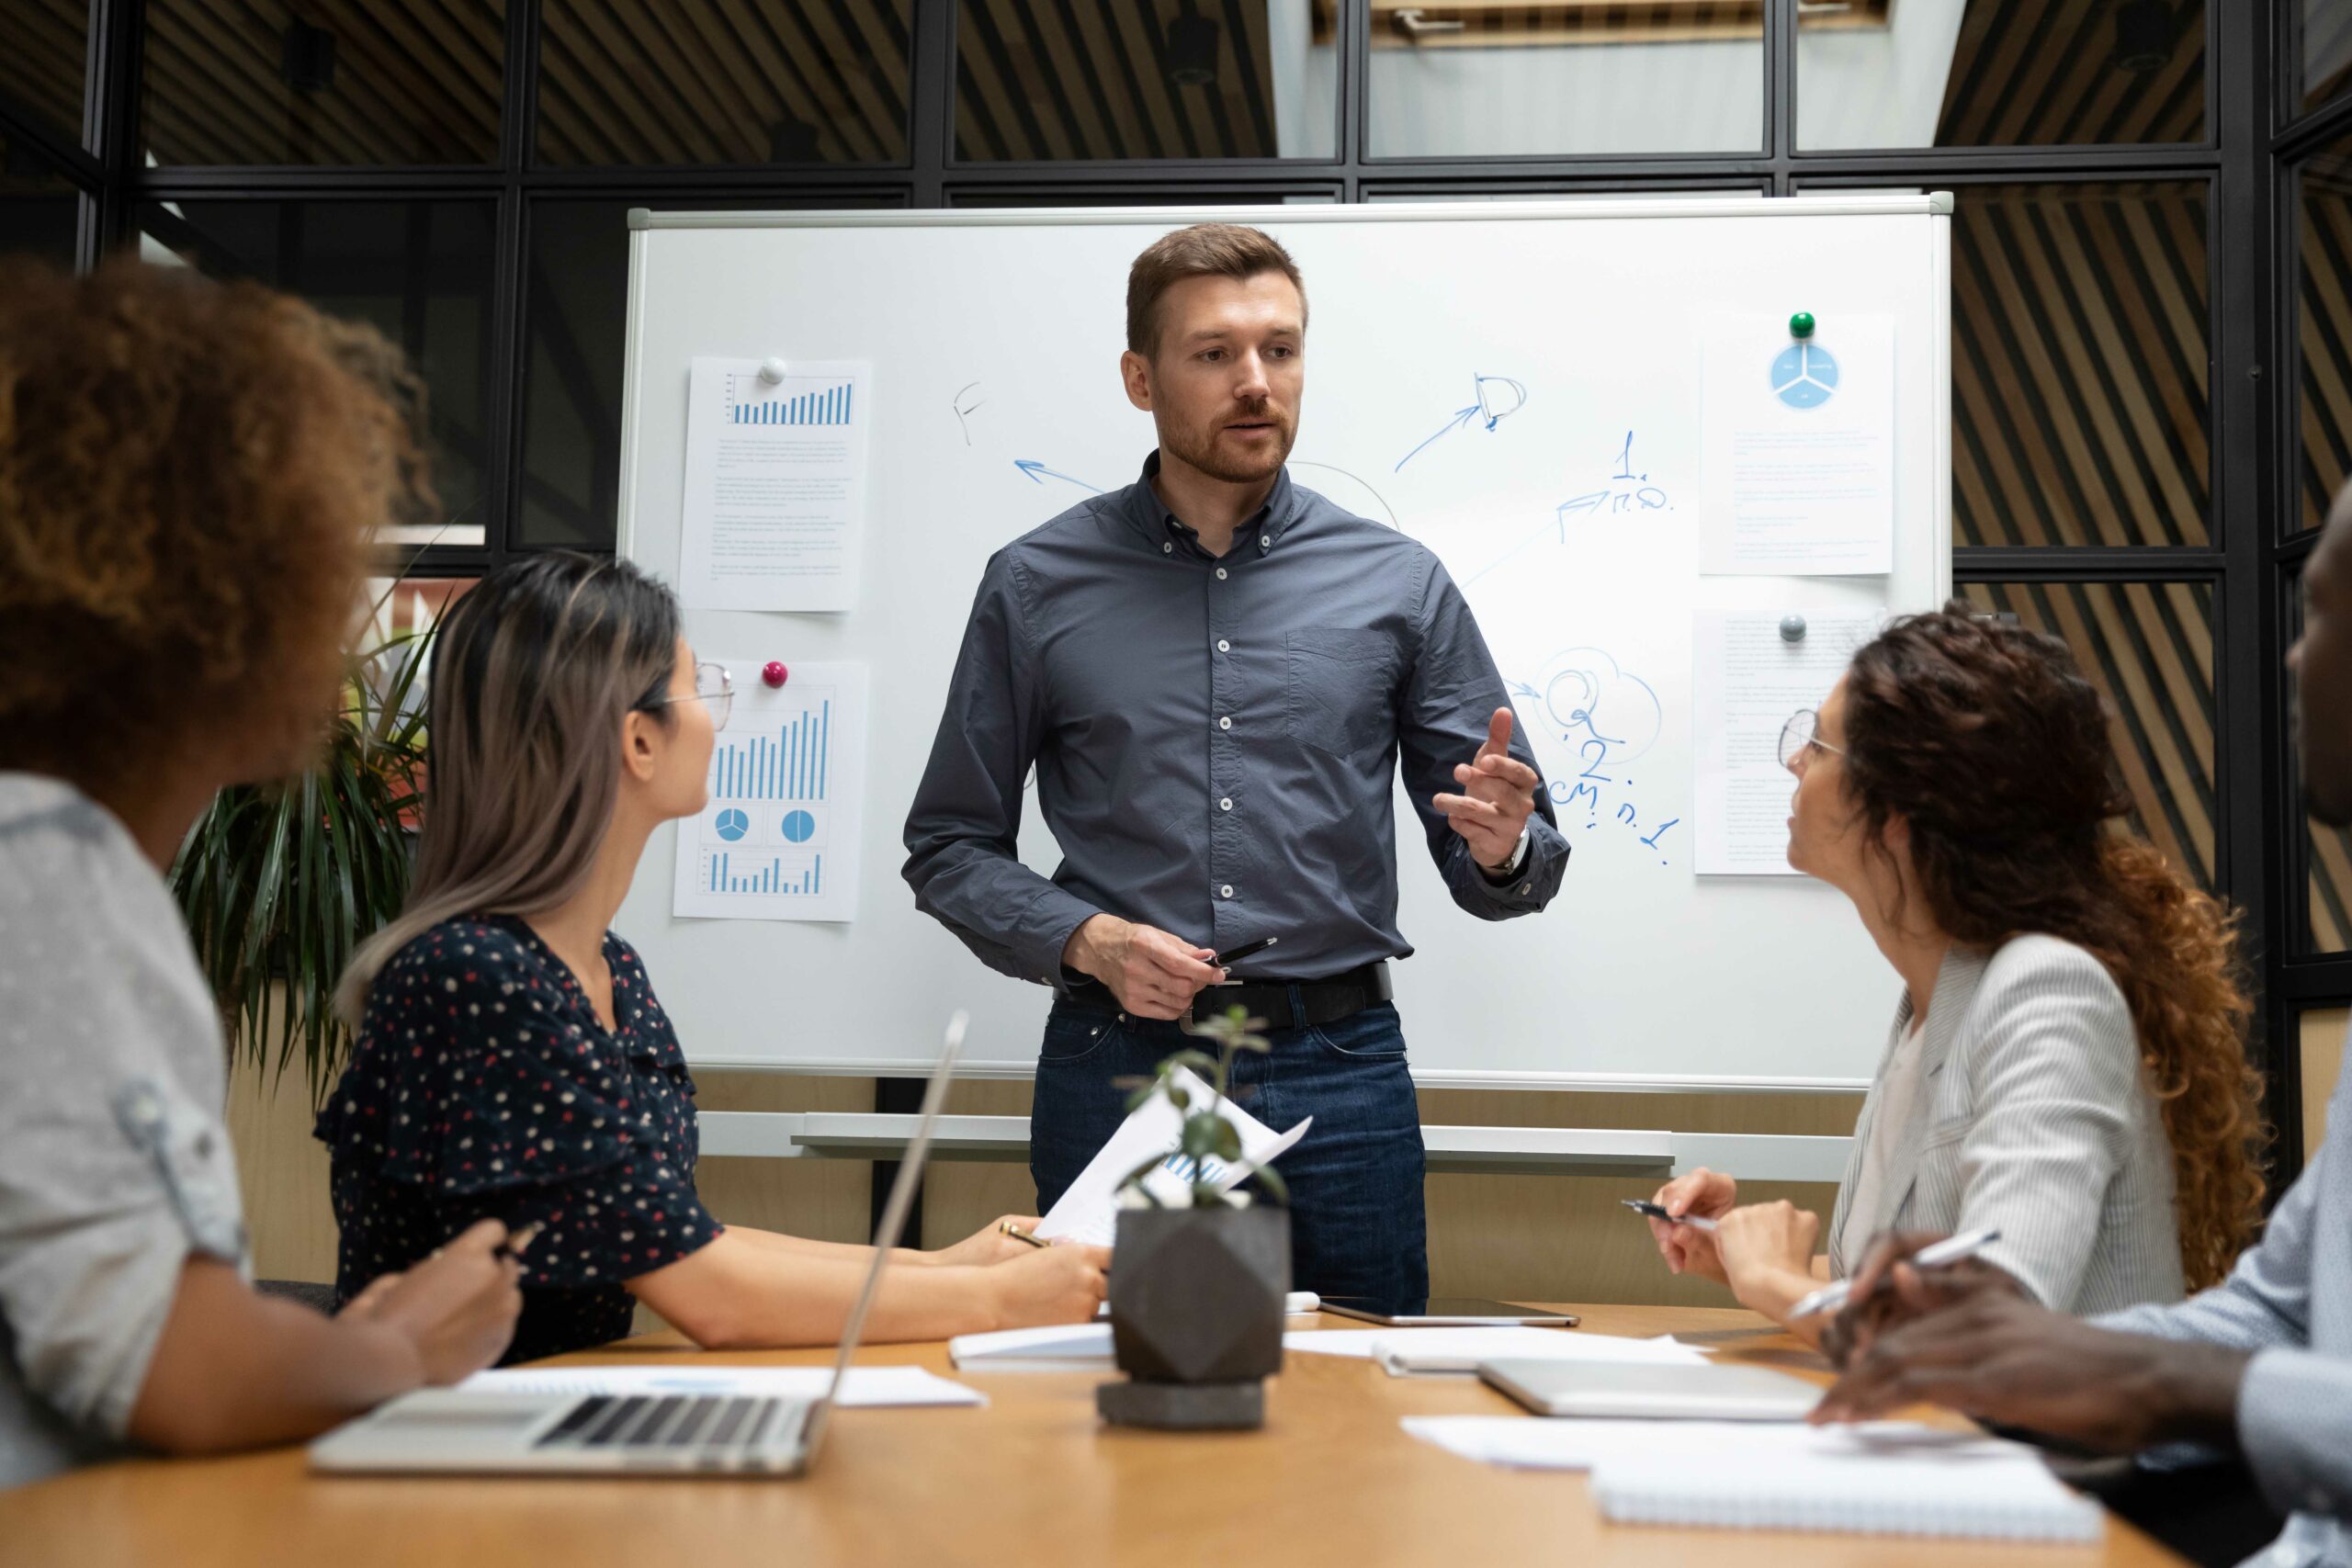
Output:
[1589, 1450, 2105, 1541]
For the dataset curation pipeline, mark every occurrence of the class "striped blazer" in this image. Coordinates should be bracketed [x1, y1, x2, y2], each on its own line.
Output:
[1825, 934, 2186, 1315]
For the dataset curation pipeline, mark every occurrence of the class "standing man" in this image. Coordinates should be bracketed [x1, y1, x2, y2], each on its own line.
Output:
[902, 223, 1568, 1301]
[1812, 478, 2352, 1567]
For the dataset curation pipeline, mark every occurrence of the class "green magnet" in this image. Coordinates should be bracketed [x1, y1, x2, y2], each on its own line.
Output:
[1789, 311, 1816, 339]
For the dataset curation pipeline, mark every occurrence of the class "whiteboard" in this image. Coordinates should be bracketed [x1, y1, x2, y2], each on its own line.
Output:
[616, 197, 1951, 1089]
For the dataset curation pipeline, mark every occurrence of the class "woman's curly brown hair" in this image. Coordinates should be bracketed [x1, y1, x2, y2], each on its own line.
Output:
[1842, 608, 2267, 1290]
[0, 257, 433, 791]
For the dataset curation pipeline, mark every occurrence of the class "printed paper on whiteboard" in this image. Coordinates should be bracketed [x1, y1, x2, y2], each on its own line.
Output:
[678, 357, 872, 612]
[1699, 315, 1895, 576]
[1692, 613, 1880, 875]
[672, 661, 866, 922]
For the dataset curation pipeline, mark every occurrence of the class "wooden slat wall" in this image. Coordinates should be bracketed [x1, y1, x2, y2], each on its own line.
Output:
[1960, 581, 2215, 893]
[0, 0, 87, 147]
[2295, 155, 2352, 953]
[955, 0, 1281, 161]
[140, 0, 504, 164]
[536, 0, 910, 165]
[1936, 0, 2204, 146]
[1950, 184, 2210, 549]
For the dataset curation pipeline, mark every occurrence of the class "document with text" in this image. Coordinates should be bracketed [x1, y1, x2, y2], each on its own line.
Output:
[679, 356, 872, 612]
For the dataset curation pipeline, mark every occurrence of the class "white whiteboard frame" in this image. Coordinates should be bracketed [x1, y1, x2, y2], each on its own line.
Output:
[615, 196, 1952, 1095]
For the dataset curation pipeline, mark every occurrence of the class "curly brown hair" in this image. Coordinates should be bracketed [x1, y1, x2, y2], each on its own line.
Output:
[0, 257, 432, 792]
[1841, 608, 2267, 1290]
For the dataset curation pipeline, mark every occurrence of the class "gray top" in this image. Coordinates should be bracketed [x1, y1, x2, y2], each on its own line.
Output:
[902, 452, 1568, 989]
[2098, 1032, 2352, 1568]
[1826, 936, 2186, 1315]
[0, 774, 249, 1490]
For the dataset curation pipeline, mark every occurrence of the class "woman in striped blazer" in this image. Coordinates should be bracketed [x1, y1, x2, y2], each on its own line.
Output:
[1645, 609, 2266, 1342]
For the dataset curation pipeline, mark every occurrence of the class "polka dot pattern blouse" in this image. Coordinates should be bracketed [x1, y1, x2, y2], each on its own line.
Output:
[314, 916, 721, 1364]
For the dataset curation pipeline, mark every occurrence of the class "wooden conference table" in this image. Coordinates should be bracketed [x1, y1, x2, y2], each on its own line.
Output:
[0, 1303, 2186, 1568]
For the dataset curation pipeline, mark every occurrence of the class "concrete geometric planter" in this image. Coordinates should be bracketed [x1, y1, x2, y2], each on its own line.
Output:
[1098, 1203, 1290, 1430]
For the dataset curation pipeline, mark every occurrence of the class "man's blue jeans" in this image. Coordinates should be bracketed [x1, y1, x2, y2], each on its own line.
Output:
[1027, 993, 1430, 1303]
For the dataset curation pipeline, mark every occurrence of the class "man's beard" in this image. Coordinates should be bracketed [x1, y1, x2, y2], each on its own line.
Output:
[1165, 405, 1295, 483]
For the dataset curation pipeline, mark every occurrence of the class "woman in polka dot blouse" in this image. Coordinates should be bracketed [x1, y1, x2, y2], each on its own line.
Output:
[319, 555, 1107, 1364]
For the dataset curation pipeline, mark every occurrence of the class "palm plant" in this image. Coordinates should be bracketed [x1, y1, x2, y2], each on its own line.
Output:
[169, 605, 435, 1102]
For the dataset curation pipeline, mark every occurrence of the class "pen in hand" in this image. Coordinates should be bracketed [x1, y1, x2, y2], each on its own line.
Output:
[999, 1221, 1051, 1250]
[1622, 1198, 1719, 1235]
[1788, 1227, 2003, 1320]
[492, 1221, 544, 1263]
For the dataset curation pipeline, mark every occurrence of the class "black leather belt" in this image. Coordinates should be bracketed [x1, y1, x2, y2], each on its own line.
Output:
[1187, 961, 1392, 1029]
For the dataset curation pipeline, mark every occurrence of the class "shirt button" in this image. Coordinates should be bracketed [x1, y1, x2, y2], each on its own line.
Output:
[1219, 885, 1235, 898]
[1519, 883, 1532, 896]
[1220, 797, 1234, 811]
[1163, 542, 1173, 554]
[1218, 716, 1232, 730]
[1215, 567, 1228, 581]
[1217, 638, 1231, 653]
[1261, 535, 1271, 548]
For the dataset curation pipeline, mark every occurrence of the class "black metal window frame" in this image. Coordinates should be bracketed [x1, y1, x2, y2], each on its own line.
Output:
[7, 0, 2331, 1183]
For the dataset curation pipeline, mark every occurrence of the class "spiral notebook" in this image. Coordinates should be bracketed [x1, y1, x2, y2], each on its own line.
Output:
[1589, 1450, 2105, 1542]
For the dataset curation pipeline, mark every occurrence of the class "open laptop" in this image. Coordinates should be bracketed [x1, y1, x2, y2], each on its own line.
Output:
[309, 1011, 969, 1477]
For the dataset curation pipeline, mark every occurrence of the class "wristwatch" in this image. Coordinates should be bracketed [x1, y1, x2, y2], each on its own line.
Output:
[1481, 823, 1532, 883]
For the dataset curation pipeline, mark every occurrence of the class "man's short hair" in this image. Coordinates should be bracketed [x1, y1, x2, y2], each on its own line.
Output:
[1125, 222, 1306, 358]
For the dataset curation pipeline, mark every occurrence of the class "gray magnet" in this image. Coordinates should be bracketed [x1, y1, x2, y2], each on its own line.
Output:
[1780, 615, 1807, 643]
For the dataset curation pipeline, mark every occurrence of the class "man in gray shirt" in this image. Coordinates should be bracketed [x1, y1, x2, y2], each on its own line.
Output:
[903, 223, 1567, 1300]
[1814, 484, 2352, 1567]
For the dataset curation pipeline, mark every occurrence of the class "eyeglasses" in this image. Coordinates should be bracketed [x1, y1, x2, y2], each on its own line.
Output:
[643, 661, 733, 733]
[1777, 708, 1846, 770]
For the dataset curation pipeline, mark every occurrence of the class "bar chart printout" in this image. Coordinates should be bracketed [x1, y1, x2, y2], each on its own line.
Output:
[673, 660, 868, 923]
[677, 356, 874, 613]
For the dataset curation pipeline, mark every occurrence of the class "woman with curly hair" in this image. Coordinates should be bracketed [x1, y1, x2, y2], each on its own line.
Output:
[1644, 608, 2266, 1341]
[0, 258, 520, 1487]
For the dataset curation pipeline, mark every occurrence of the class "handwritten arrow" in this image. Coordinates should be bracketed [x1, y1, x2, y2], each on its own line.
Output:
[1394, 404, 1482, 473]
[1013, 459, 1103, 494]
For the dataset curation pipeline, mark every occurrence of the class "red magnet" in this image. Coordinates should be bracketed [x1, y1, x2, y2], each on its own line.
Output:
[762, 661, 789, 689]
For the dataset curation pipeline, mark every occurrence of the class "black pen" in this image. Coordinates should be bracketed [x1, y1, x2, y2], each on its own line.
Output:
[492, 1220, 545, 1262]
[1211, 935, 1279, 969]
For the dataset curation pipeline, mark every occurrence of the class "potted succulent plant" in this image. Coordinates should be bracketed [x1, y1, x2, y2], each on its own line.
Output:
[1098, 1006, 1293, 1431]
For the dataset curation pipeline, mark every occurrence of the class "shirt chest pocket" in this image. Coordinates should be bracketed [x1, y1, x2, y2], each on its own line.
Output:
[1285, 628, 1397, 758]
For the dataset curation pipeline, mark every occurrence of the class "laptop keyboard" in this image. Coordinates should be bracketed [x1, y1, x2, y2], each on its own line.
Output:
[533, 1394, 796, 1454]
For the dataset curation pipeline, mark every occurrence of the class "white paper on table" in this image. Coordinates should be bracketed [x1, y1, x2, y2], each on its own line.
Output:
[1699, 314, 1895, 575]
[948, 1323, 1114, 1371]
[1279, 1327, 1708, 1374]
[1102, 1292, 1320, 1320]
[1401, 1416, 2011, 1472]
[678, 357, 872, 612]
[1033, 1067, 1311, 1248]
[672, 660, 865, 922]
[458, 1364, 981, 1408]
[1692, 612, 1881, 875]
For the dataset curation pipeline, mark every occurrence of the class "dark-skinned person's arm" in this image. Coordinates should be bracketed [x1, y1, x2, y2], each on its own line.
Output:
[1820, 1162, 2352, 1529]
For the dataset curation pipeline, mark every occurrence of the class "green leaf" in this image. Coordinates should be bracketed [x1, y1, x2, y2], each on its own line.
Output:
[1214, 1121, 1242, 1161]
[1180, 1116, 1222, 1159]
[1248, 1164, 1289, 1204]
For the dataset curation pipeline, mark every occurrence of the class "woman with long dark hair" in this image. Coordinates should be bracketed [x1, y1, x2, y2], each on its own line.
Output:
[1645, 608, 2265, 1340]
[320, 553, 1107, 1363]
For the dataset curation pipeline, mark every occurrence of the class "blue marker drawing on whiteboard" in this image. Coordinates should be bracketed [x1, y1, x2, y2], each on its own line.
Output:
[1535, 648, 1663, 763]
[1013, 459, 1104, 494]
[1467, 433, 1670, 589]
[1395, 374, 1527, 472]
